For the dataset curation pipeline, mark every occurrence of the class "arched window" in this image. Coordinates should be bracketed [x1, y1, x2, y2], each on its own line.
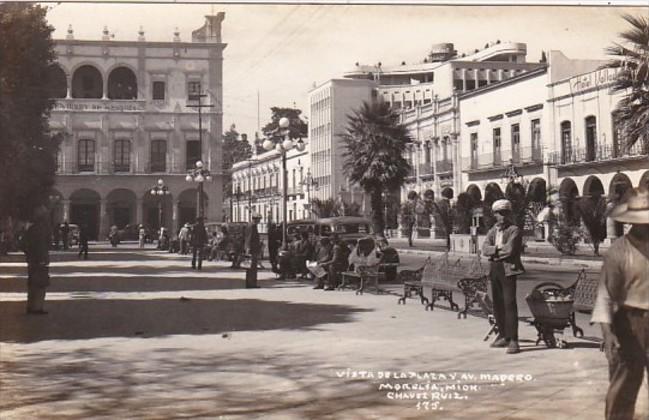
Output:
[107, 67, 137, 100]
[113, 139, 131, 172]
[585, 116, 597, 162]
[71, 65, 102, 98]
[78, 139, 95, 172]
[560, 121, 572, 164]
[47, 64, 67, 98]
[150, 140, 167, 172]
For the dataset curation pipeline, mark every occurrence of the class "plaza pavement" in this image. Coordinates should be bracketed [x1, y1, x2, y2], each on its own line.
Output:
[0, 245, 646, 419]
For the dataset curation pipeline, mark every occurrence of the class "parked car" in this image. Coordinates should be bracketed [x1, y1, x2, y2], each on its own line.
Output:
[315, 216, 373, 246]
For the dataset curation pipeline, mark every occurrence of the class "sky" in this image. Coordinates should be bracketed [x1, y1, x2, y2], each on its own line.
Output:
[41, 1, 648, 139]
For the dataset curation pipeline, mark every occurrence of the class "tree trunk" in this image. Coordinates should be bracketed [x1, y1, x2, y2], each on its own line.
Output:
[369, 189, 384, 236]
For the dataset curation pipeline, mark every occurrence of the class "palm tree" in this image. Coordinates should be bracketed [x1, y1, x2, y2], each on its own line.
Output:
[605, 14, 649, 152]
[341, 101, 412, 235]
[310, 198, 340, 218]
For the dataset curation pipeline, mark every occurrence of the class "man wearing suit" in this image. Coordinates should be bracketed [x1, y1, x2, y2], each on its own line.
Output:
[482, 199, 525, 354]
[191, 218, 208, 270]
[245, 213, 262, 288]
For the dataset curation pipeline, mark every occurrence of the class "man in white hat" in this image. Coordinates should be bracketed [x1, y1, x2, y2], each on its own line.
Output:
[592, 186, 649, 420]
[482, 199, 525, 354]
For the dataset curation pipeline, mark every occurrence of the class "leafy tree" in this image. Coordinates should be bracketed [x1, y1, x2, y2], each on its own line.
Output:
[431, 197, 454, 250]
[400, 191, 418, 246]
[0, 4, 59, 224]
[453, 192, 475, 234]
[311, 198, 340, 218]
[341, 101, 412, 235]
[261, 107, 308, 142]
[574, 194, 607, 256]
[604, 14, 649, 152]
[505, 182, 528, 230]
[222, 124, 251, 198]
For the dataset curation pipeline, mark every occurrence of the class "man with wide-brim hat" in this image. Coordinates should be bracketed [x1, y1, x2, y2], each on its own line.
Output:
[592, 186, 649, 420]
[482, 198, 525, 354]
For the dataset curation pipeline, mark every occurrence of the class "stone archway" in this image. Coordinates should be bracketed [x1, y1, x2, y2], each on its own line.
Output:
[466, 184, 482, 203]
[638, 170, 649, 190]
[69, 188, 101, 240]
[608, 173, 634, 238]
[559, 178, 579, 224]
[526, 178, 547, 240]
[107, 66, 138, 100]
[583, 175, 605, 198]
[106, 188, 137, 230]
[71, 65, 103, 98]
[177, 188, 209, 228]
[142, 189, 173, 232]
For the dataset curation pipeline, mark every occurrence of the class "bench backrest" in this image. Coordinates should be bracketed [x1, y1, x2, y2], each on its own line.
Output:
[572, 269, 598, 313]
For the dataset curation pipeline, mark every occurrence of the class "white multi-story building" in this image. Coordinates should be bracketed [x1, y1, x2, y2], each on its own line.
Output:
[48, 15, 225, 239]
[230, 141, 311, 232]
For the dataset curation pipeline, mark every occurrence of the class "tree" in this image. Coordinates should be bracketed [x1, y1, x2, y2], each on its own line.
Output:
[431, 197, 454, 251]
[261, 107, 308, 142]
[0, 4, 59, 224]
[574, 194, 607, 256]
[604, 14, 649, 152]
[400, 191, 418, 246]
[505, 182, 528, 230]
[453, 192, 475, 234]
[311, 198, 340, 218]
[221, 124, 252, 198]
[341, 101, 412, 235]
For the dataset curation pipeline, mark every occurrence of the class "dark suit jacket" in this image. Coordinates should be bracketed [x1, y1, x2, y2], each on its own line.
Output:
[482, 223, 525, 276]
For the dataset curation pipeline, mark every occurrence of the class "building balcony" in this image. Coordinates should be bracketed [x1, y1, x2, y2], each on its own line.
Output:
[463, 146, 542, 173]
[547, 143, 649, 167]
[435, 159, 453, 174]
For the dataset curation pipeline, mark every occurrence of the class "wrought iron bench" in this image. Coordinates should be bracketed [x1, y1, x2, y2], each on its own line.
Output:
[423, 254, 489, 319]
[340, 265, 384, 295]
[396, 256, 431, 305]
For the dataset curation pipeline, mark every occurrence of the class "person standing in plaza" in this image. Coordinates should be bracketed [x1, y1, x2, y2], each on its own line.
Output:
[60, 220, 70, 251]
[23, 205, 52, 315]
[178, 223, 190, 255]
[138, 224, 146, 249]
[78, 223, 89, 260]
[592, 186, 649, 420]
[245, 213, 262, 288]
[191, 218, 207, 270]
[267, 223, 280, 274]
[482, 199, 524, 355]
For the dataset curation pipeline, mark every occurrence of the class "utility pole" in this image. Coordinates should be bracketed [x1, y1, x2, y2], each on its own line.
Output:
[187, 92, 215, 219]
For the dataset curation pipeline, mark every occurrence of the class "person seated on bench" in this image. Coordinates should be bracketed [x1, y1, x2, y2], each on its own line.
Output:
[309, 236, 333, 289]
[348, 236, 381, 273]
[320, 234, 350, 291]
[377, 237, 399, 282]
[293, 231, 314, 280]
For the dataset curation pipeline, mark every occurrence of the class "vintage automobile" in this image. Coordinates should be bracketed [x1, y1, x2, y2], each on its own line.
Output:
[315, 216, 373, 246]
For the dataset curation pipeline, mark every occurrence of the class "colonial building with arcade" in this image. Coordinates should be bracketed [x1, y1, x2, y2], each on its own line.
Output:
[47, 14, 225, 239]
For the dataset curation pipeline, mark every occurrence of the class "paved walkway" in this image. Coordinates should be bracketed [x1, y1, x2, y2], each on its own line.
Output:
[0, 246, 646, 419]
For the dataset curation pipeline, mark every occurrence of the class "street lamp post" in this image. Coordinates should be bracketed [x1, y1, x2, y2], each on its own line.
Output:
[149, 179, 170, 230]
[300, 168, 318, 219]
[185, 161, 212, 220]
[262, 117, 305, 250]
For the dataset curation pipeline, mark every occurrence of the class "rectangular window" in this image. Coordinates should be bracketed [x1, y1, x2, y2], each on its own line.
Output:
[78, 139, 95, 172]
[151, 140, 167, 172]
[470, 133, 478, 169]
[187, 81, 201, 99]
[186, 140, 201, 170]
[511, 123, 520, 164]
[113, 139, 131, 172]
[466, 80, 476, 90]
[152, 81, 165, 100]
[493, 128, 502, 166]
[531, 118, 541, 156]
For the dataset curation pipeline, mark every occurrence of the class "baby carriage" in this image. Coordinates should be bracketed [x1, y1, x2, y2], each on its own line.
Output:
[525, 282, 584, 349]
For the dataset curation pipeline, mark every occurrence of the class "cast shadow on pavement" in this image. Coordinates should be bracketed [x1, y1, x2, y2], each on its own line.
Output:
[0, 298, 372, 343]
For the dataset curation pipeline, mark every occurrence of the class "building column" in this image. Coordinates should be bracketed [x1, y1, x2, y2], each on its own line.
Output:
[461, 69, 467, 91]
[136, 198, 143, 226]
[99, 199, 109, 240]
[62, 199, 71, 222]
[172, 200, 179, 234]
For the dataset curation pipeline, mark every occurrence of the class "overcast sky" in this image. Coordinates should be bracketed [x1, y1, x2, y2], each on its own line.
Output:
[42, 2, 647, 139]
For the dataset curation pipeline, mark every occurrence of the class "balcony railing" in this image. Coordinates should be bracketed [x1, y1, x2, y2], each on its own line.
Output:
[547, 142, 649, 166]
[463, 146, 542, 172]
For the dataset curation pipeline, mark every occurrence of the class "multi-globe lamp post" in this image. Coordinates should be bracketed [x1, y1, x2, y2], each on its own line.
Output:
[149, 179, 170, 231]
[262, 117, 305, 250]
[185, 161, 212, 220]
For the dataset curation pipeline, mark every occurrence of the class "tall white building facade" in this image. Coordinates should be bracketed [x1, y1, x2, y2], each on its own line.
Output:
[48, 15, 226, 239]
